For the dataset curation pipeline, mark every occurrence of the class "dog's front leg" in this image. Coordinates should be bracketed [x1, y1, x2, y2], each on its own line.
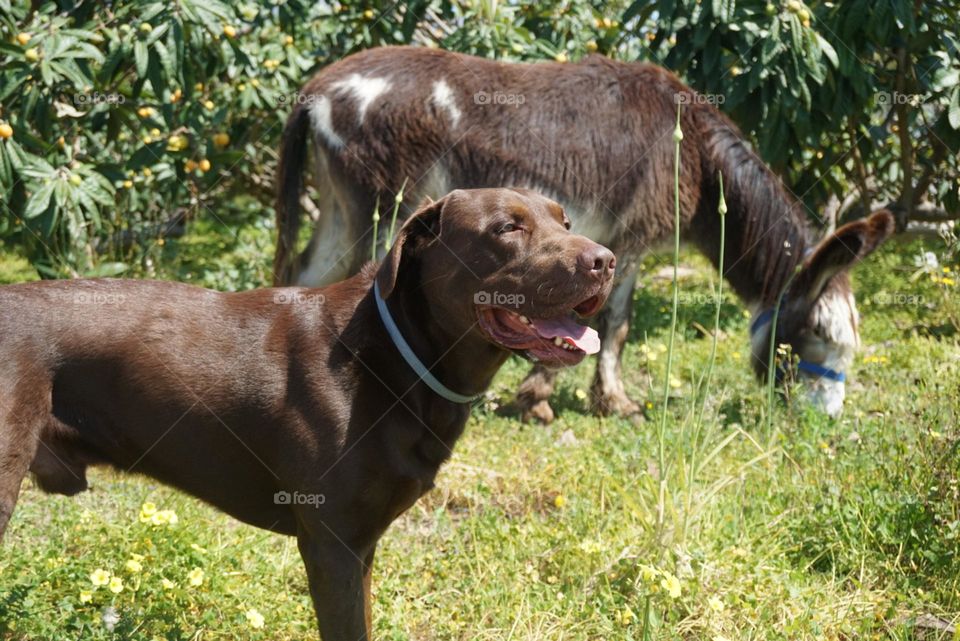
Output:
[297, 528, 370, 640]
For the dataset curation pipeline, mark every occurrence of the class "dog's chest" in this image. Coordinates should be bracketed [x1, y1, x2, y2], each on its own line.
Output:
[386, 405, 468, 493]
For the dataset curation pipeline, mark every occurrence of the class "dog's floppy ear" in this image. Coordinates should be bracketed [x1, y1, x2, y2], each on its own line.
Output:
[376, 195, 447, 299]
[790, 209, 895, 304]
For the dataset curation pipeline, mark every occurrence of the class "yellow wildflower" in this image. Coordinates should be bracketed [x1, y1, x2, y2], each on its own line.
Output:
[708, 595, 724, 612]
[125, 558, 143, 573]
[108, 576, 124, 594]
[638, 564, 659, 584]
[90, 569, 111, 587]
[245, 608, 265, 629]
[149, 509, 179, 526]
[188, 567, 205, 587]
[139, 502, 157, 522]
[614, 607, 635, 625]
[553, 494, 566, 509]
[660, 572, 682, 598]
[161, 578, 176, 590]
[79, 590, 93, 603]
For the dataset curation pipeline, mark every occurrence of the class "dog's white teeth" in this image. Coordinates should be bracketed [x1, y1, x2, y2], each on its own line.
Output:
[519, 315, 531, 325]
[554, 337, 564, 347]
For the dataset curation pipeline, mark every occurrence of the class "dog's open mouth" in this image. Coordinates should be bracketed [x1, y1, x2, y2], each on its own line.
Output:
[476, 295, 604, 366]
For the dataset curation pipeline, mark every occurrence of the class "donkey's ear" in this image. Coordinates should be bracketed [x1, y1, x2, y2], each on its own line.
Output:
[375, 196, 446, 299]
[792, 209, 895, 303]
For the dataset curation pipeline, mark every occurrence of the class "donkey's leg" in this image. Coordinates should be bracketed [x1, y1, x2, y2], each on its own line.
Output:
[295, 147, 379, 287]
[297, 196, 366, 288]
[513, 366, 560, 424]
[591, 261, 640, 416]
[0, 376, 49, 541]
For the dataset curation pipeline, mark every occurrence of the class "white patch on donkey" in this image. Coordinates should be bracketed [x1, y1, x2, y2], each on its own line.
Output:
[333, 74, 392, 123]
[432, 80, 462, 127]
[804, 288, 859, 417]
[308, 96, 344, 150]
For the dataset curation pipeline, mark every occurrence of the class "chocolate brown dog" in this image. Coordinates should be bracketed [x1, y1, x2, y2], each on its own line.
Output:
[0, 188, 614, 639]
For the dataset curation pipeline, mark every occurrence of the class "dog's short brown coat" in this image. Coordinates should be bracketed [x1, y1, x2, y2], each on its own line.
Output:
[0, 188, 614, 640]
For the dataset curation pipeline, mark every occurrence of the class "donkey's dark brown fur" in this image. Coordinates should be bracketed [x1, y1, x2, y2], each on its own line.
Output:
[275, 46, 893, 419]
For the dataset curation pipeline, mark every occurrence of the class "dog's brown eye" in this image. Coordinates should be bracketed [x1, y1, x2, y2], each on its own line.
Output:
[563, 219, 571, 230]
[497, 223, 521, 234]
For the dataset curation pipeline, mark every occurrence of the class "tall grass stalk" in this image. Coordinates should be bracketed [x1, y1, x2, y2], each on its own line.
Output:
[656, 106, 684, 536]
[764, 267, 800, 433]
[371, 194, 381, 262]
[384, 178, 408, 251]
[683, 170, 727, 541]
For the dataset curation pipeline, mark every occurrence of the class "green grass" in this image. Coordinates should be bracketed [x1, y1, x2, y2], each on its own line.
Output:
[1, 214, 958, 640]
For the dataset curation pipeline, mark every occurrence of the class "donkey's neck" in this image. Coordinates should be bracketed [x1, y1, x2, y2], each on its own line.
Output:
[695, 111, 815, 310]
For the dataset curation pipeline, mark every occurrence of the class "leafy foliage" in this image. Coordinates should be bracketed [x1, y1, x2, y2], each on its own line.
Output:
[652, 0, 960, 223]
[1, 0, 957, 277]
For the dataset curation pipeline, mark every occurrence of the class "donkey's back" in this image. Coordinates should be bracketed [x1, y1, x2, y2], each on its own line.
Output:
[274, 46, 708, 286]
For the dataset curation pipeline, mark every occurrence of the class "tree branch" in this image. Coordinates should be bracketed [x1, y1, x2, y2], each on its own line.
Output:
[894, 44, 915, 231]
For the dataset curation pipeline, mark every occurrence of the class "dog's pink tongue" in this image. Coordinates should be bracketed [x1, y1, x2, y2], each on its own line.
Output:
[530, 317, 601, 354]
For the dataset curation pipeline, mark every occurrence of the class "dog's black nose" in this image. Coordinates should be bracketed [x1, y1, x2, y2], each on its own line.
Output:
[577, 245, 616, 278]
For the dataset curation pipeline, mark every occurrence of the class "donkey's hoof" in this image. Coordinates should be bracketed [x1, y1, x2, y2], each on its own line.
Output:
[592, 390, 640, 417]
[522, 399, 555, 424]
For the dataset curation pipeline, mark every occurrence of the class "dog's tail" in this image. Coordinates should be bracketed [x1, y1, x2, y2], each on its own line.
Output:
[273, 103, 311, 285]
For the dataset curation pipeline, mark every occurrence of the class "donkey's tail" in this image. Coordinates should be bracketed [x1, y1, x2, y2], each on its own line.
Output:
[273, 103, 311, 285]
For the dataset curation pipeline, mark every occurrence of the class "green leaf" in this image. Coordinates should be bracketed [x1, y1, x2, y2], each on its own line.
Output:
[50, 60, 90, 88]
[86, 262, 129, 277]
[0, 143, 11, 186]
[24, 181, 55, 219]
[154, 39, 176, 84]
[0, 71, 29, 102]
[146, 22, 171, 46]
[815, 33, 838, 68]
[134, 40, 149, 78]
[139, 3, 167, 23]
[80, 179, 114, 207]
[949, 87, 960, 130]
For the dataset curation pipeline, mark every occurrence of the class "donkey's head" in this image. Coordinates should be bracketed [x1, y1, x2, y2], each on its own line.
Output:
[749, 210, 895, 417]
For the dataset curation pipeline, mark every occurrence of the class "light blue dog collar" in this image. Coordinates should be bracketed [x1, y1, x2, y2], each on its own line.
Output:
[374, 284, 481, 404]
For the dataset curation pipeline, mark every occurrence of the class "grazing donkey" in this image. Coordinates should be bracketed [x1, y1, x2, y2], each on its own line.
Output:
[274, 46, 894, 420]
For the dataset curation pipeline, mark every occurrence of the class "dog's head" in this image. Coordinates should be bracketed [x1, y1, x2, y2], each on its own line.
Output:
[377, 188, 616, 367]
